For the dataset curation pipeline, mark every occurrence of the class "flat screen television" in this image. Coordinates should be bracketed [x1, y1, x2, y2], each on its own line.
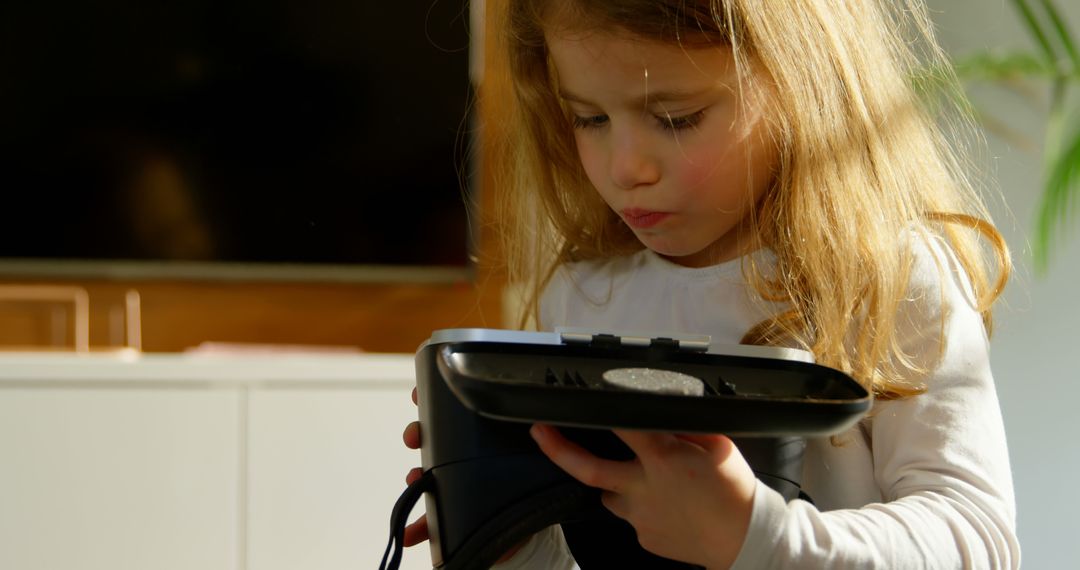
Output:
[0, 0, 478, 282]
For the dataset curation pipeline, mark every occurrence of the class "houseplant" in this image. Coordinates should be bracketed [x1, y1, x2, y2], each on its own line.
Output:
[950, 0, 1079, 273]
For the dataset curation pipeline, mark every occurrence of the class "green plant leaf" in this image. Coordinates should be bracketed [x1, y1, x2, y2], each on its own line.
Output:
[909, 62, 981, 122]
[920, 0, 1080, 274]
[1034, 120, 1080, 272]
[1012, 0, 1061, 66]
[952, 50, 1058, 81]
[1039, 0, 1080, 72]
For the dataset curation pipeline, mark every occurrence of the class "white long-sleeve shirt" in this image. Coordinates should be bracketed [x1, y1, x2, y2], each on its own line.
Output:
[496, 236, 1019, 569]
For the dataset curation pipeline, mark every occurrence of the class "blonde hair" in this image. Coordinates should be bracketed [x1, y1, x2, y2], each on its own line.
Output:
[489, 0, 1010, 399]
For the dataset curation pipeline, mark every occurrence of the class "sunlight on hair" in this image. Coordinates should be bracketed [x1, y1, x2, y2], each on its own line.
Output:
[492, 0, 1011, 399]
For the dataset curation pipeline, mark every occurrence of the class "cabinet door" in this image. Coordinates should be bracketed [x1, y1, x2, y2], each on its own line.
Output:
[0, 387, 241, 570]
[248, 386, 429, 570]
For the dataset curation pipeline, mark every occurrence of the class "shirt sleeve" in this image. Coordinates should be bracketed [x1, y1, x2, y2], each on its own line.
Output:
[489, 525, 579, 570]
[730, 237, 1020, 569]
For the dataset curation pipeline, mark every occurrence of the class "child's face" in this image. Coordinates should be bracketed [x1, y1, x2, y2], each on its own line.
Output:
[547, 29, 777, 267]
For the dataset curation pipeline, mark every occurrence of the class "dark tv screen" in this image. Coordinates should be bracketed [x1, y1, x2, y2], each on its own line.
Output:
[0, 0, 476, 280]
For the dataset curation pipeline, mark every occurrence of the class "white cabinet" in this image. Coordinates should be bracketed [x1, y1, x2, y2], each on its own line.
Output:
[0, 387, 241, 570]
[0, 353, 431, 570]
[248, 388, 425, 570]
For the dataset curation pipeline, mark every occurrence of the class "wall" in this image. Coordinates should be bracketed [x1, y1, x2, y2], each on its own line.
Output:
[927, 1, 1080, 566]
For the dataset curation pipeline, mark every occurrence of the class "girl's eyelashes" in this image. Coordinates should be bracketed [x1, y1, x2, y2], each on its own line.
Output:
[569, 109, 708, 132]
[659, 109, 706, 131]
[571, 114, 609, 130]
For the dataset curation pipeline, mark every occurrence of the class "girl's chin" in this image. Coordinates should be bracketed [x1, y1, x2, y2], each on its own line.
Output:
[636, 229, 749, 267]
[657, 252, 711, 268]
[639, 242, 712, 267]
[639, 239, 739, 268]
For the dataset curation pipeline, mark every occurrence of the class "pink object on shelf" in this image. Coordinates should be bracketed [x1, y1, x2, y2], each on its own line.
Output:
[184, 341, 363, 355]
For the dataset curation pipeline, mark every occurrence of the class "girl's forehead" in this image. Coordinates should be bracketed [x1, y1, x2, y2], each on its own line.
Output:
[538, 0, 728, 45]
[546, 29, 738, 86]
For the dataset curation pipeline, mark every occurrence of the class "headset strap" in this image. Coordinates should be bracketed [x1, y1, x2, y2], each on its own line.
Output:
[380, 470, 435, 570]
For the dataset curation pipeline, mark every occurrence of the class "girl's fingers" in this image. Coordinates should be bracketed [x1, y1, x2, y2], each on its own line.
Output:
[530, 424, 640, 493]
[402, 387, 427, 547]
[403, 421, 421, 449]
[403, 515, 429, 547]
[611, 428, 680, 460]
[599, 490, 631, 520]
[673, 432, 730, 452]
[673, 433, 739, 466]
[613, 429, 733, 463]
[672, 432, 717, 446]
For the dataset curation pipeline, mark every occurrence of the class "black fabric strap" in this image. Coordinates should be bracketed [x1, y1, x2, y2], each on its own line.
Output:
[378, 471, 813, 569]
[378, 475, 594, 570]
[380, 471, 435, 570]
[441, 481, 595, 570]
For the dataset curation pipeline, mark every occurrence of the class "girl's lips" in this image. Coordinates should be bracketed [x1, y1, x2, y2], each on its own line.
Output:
[621, 209, 670, 229]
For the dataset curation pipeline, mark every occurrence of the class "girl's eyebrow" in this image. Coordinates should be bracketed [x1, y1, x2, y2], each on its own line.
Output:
[558, 87, 714, 107]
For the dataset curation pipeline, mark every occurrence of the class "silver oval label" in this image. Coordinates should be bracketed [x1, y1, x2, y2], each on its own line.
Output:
[601, 367, 705, 396]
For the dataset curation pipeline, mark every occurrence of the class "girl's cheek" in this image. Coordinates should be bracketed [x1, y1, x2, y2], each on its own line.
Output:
[675, 146, 729, 196]
[575, 140, 607, 192]
[674, 129, 764, 204]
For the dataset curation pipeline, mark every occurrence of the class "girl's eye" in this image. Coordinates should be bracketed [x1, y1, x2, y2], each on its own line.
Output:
[658, 109, 706, 131]
[571, 114, 609, 130]
[570, 109, 706, 131]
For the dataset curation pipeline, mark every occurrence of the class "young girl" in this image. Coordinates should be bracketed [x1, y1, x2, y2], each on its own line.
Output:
[403, 0, 1019, 567]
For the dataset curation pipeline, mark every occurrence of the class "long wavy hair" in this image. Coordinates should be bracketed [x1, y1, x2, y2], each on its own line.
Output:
[488, 0, 1010, 399]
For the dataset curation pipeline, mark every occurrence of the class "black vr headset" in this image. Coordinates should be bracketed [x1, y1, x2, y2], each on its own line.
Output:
[380, 328, 870, 569]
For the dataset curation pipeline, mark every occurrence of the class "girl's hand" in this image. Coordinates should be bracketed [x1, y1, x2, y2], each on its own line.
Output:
[402, 388, 526, 563]
[402, 387, 429, 548]
[529, 424, 756, 569]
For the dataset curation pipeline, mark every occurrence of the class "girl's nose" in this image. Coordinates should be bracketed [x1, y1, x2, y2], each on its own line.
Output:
[610, 133, 660, 190]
